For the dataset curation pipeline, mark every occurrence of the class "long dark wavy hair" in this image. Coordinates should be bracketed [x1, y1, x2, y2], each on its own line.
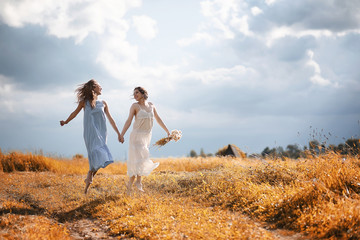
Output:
[134, 86, 148, 100]
[76, 79, 97, 108]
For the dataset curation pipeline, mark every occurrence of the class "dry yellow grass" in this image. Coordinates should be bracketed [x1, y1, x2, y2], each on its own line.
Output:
[1, 150, 360, 239]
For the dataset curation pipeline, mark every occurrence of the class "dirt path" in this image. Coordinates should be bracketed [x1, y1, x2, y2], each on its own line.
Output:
[254, 222, 308, 240]
[65, 219, 119, 240]
[63, 215, 307, 240]
[230, 212, 308, 240]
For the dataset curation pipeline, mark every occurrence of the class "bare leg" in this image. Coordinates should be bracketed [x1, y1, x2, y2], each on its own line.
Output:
[135, 175, 145, 192]
[84, 170, 94, 194]
[126, 176, 136, 195]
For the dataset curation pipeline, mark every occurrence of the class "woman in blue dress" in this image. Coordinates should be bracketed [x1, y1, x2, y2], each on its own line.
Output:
[60, 79, 122, 194]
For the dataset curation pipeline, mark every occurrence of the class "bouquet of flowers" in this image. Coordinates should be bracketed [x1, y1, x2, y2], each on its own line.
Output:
[154, 129, 182, 147]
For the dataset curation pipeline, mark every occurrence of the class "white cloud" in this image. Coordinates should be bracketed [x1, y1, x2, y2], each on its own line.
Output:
[265, 26, 360, 48]
[179, 0, 360, 49]
[0, 75, 74, 119]
[132, 15, 158, 40]
[200, 0, 249, 39]
[0, 0, 142, 43]
[0, 0, 54, 27]
[309, 75, 331, 87]
[211, 17, 236, 39]
[173, 108, 244, 128]
[201, 0, 240, 21]
[251, 7, 263, 16]
[0, 74, 12, 92]
[177, 32, 215, 46]
[184, 0, 360, 51]
[96, 36, 138, 79]
[0, 0, 168, 84]
[178, 0, 252, 46]
[265, 0, 277, 6]
[259, 1, 360, 47]
[230, 14, 253, 36]
[185, 65, 257, 86]
[265, 26, 334, 47]
[0, 75, 16, 114]
[306, 50, 335, 87]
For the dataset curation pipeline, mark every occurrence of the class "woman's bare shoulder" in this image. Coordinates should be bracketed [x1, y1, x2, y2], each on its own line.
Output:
[130, 102, 141, 111]
[131, 102, 140, 108]
[78, 100, 86, 107]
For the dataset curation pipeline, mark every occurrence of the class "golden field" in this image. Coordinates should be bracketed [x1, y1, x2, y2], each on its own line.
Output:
[1, 150, 360, 239]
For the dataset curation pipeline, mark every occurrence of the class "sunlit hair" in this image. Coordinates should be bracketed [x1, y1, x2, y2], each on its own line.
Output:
[134, 86, 148, 100]
[76, 79, 97, 108]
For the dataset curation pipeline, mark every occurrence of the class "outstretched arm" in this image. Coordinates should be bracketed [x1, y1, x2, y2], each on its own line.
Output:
[60, 101, 85, 126]
[120, 104, 137, 140]
[153, 105, 170, 137]
[103, 101, 122, 142]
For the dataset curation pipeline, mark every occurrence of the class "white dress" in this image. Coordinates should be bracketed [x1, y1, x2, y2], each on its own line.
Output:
[127, 103, 159, 177]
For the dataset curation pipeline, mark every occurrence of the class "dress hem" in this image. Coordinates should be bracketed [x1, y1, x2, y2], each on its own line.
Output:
[127, 162, 159, 177]
[90, 160, 114, 172]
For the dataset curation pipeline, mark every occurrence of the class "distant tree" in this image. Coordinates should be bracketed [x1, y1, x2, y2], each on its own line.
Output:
[269, 148, 277, 158]
[73, 154, 84, 159]
[286, 144, 301, 159]
[190, 150, 197, 158]
[261, 147, 271, 157]
[328, 144, 336, 151]
[200, 148, 207, 157]
[309, 140, 321, 155]
[248, 153, 262, 159]
[276, 146, 284, 155]
[336, 143, 346, 154]
[345, 138, 360, 155]
[258, 137, 358, 159]
[261, 147, 276, 158]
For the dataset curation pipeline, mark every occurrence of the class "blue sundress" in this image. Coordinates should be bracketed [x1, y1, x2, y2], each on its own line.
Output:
[83, 100, 113, 171]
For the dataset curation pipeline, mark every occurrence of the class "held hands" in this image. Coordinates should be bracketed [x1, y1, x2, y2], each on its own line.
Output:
[118, 134, 125, 144]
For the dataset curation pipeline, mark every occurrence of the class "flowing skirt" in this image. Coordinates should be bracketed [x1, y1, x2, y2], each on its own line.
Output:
[127, 130, 159, 177]
[84, 101, 113, 171]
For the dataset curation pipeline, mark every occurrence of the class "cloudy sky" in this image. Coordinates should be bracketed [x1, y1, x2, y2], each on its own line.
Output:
[0, 0, 359, 160]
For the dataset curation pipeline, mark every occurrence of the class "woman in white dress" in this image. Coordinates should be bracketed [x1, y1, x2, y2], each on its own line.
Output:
[60, 79, 122, 194]
[120, 87, 170, 193]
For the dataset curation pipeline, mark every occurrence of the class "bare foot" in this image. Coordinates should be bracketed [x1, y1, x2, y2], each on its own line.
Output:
[135, 182, 145, 192]
[84, 177, 92, 194]
[126, 183, 132, 195]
